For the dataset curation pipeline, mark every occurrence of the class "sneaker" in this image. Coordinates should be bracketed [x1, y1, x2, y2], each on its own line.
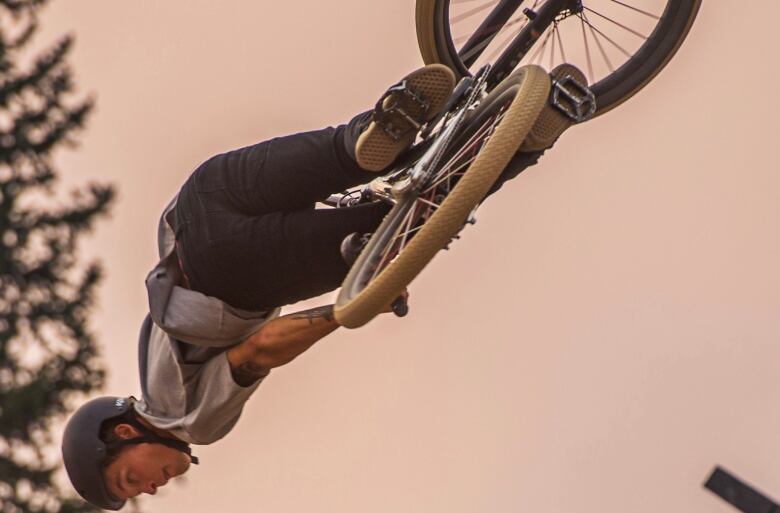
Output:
[355, 64, 456, 172]
[520, 63, 594, 152]
[484, 64, 594, 200]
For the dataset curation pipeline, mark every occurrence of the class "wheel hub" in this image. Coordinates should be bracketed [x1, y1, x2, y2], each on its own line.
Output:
[557, 0, 583, 20]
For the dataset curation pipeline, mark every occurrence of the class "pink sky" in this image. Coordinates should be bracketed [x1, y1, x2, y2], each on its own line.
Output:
[36, 1, 780, 512]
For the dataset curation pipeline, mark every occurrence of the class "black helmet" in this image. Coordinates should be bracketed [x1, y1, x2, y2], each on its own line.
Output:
[62, 396, 133, 510]
[62, 396, 199, 510]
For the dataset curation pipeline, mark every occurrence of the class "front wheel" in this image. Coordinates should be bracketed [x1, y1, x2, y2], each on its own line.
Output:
[334, 65, 551, 329]
[416, 0, 702, 116]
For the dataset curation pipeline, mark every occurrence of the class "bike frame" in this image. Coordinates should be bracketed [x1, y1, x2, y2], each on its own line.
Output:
[454, 0, 580, 89]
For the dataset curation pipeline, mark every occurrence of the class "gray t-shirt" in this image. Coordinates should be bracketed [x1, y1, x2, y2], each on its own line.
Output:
[134, 195, 280, 445]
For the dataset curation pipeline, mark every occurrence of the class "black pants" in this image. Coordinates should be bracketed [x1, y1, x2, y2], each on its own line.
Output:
[175, 112, 544, 311]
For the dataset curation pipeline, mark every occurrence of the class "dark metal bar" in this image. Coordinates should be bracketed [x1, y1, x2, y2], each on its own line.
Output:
[459, 0, 525, 68]
[486, 0, 571, 87]
[704, 466, 780, 513]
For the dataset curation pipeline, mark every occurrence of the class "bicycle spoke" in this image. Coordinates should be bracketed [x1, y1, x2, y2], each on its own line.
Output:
[579, 13, 595, 83]
[529, 26, 554, 65]
[480, 17, 529, 63]
[365, 106, 510, 282]
[583, 5, 649, 40]
[456, 13, 526, 47]
[429, 109, 506, 194]
[454, 0, 543, 67]
[555, 21, 568, 64]
[434, 118, 493, 175]
[452, 0, 500, 24]
[457, 0, 532, 67]
[447, 0, 669, 90]
[369, 206, 413, 282]
[580, 11, 616, 72]
[428, 158, 471, 192]
[416, 195, 442, 210]
[581, 10, 633, 59]
[397, 223, 424, 240]
[428, 110, 504, 190]
[396, 201, 420, 257]
[607, 0, 660, 20]
[549, 21, 558, 69]
[458, 15, 531, 64]
[370, 192, 437, 281]
[458, 28, 498, 62]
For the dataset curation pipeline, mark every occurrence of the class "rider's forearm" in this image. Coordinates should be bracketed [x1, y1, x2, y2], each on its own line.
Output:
[250, 305, 340, 369]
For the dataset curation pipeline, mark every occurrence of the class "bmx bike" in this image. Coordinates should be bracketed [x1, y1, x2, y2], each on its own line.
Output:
[416, 0, 702, 116]
[330, 0, 701, 328]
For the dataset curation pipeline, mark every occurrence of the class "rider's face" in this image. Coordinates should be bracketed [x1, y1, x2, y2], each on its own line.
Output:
[102, 425, 191, 500]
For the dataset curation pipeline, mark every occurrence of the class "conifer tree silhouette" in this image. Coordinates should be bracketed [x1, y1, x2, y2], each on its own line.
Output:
[0, 1, 115, 511]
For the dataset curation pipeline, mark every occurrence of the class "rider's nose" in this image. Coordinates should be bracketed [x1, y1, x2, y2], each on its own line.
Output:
[144, 482, 158, 495]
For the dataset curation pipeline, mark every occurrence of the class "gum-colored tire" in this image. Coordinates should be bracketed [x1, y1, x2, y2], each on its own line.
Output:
[335, 65, 551, 328]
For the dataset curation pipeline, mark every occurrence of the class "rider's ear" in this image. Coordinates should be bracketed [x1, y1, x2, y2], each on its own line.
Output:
[113, 423, 141, 439]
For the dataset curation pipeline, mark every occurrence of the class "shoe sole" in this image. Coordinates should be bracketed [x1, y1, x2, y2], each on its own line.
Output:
[356, 64, 456, 172]
[520, 63, 589, 152]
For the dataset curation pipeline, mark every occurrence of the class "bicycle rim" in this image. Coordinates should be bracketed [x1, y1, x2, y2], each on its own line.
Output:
[417, 0, 702, 116]
[334, 65, 550, 328]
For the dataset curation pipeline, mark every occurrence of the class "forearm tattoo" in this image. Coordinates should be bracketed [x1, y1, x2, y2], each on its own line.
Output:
[288, 305, 335, 325]
[231, 361, 268, 388]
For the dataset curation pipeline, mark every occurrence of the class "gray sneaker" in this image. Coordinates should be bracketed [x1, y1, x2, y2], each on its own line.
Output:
[355, 64, 456, 172]
[520, 63, 595, 152]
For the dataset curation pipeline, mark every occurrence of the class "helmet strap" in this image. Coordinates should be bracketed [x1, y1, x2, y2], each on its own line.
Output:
[109, 417, 200, 464]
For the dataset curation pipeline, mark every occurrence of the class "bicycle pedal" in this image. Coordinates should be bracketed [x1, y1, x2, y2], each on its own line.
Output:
[551, 75, 596, 123]
[373, 80, 430, 141]
[356, 65, 456, 172]
[521, 64, 591, 152]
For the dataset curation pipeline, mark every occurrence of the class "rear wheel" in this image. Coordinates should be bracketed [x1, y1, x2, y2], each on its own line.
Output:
[416, 0, 702, 116]
[335, 65, 550, 328]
